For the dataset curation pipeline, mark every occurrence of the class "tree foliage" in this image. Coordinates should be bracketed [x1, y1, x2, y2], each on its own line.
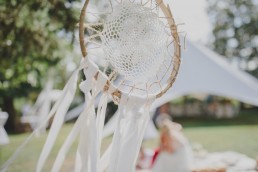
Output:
[0, 0, 80, 132]
[207, 0, 258, 76]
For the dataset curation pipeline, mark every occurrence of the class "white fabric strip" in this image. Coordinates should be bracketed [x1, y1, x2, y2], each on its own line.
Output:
[36, 70, 79, 172]
[89, 105, 97, 172]
[107, 103, 124, 172]
[51, 60, 99, 172]
[51, 92, 98, 172]
[94, 72, 109, 172]
[108, 94, 155, 172]
[96, 93, 108, 172]
[36, 58, 91, 172]
[99, 143, 112, 172]
[52, 58, 106, 172]
[74, 94, 93, 172]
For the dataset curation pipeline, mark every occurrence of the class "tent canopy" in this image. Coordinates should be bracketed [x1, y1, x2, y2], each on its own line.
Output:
[153, 40, 258, 108]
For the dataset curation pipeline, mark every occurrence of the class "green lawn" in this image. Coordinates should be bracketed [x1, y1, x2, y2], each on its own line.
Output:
[1, 109, 258, 171]
[178, 109, 258, 158]
[184, 125, 258, 158]
[0, 124, 114, 172]
[143, 125, 258, 158]
[0, 124, 78, 172]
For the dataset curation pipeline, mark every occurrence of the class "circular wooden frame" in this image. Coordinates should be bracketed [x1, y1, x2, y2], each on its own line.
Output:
[79, 0, 181, 99]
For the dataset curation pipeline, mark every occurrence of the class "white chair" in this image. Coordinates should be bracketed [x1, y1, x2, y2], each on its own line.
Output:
[21, 79, 61, 133]
[0, 112, 10, 145]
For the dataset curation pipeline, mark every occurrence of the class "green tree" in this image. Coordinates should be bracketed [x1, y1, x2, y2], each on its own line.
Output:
[0, 0, 79, 133]
[207, 0, 258, 76]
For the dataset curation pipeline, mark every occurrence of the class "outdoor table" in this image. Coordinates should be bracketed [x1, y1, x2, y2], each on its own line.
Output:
[0, 112, 10, 145]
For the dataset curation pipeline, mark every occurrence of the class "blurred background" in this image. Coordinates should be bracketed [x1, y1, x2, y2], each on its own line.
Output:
[0, 0, 258, 171]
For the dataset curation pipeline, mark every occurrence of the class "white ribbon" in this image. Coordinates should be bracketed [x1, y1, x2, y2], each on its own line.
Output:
[36, 57, 93, 172]
[99, 143, 112, 172]
[51, 60, 99, 172]
[51, 92, 97, 172]
[52, 60, 109, 172]
[108, 94, 155, 172]
[36, 69, 79, 172]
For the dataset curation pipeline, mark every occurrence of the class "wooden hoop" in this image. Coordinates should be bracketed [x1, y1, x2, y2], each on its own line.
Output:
[79, 0, 181, 99]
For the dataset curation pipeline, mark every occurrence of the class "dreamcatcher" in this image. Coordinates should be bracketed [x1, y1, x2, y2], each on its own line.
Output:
[1, 0, 181, 172]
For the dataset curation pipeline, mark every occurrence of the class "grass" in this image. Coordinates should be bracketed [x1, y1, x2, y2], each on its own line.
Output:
[0, 124, 77, 172]
[143, 125, 258, 158]
[1, 109, 258, 171]
[178, 109, 258, 158]
[184, 125, 258, 158]
[0, 124, 114, 172]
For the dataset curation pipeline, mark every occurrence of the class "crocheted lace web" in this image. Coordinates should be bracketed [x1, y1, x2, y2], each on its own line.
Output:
[100, 2, 168, 82]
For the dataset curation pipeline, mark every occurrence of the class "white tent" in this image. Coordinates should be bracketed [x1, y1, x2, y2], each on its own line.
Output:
[153, 39, 258, 108]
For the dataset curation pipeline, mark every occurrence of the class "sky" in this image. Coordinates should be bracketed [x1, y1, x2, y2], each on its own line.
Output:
[166, 0, 212, 43]
[86, 0, 213, 43]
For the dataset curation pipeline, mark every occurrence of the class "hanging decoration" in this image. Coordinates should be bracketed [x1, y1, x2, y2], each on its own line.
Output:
[1, 0, 181, 172]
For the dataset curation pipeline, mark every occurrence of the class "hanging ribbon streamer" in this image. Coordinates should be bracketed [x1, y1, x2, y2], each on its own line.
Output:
[99, 143, 112, 172]
[108, 94, 155, 172]
[50, 59, 99, 172]
[36, 58, 92, 172]
[51, 59, 109, 172]
[36, 71, 79, 172]
[51, 92, 97, 172]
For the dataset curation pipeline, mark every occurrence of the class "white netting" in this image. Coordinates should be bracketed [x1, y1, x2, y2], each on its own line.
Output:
[100, 2, 168, 82]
